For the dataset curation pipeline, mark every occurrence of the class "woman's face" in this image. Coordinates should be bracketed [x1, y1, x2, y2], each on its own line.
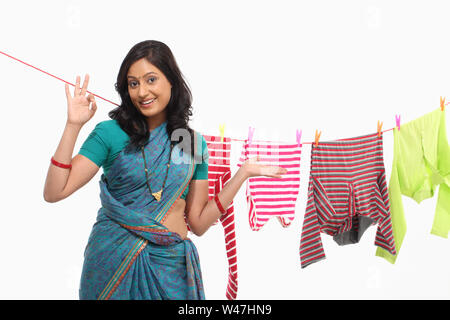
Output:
[127, 58, 172, 123]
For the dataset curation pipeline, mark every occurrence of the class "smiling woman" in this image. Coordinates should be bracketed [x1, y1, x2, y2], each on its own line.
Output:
[126, 60, 172, 124]
[42, 40, 287, 300]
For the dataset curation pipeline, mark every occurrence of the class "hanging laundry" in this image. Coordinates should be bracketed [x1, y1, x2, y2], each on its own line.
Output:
[203, 134, 238, 300]
[376, 108, 450, 264]
[300, 132, 396, 268]
[237, 139, 302, 231]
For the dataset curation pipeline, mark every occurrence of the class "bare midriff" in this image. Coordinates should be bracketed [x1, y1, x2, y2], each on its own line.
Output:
[161, 198, 189, 239]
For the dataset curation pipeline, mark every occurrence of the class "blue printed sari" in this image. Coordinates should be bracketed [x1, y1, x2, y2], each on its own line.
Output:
[79, 121, 205, 300]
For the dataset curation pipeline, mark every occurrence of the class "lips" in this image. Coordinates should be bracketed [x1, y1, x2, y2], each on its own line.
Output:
[140, 98, 156, 108]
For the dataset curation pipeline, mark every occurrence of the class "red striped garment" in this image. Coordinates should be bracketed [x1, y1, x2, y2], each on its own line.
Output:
[237, 140, 302, 231]
[203, 135, 238, 300]
[299, 132, 396, 268]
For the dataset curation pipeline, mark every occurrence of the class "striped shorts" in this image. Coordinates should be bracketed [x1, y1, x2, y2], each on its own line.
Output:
[299, 132, 396, 268]
[237, 140, 302, 231]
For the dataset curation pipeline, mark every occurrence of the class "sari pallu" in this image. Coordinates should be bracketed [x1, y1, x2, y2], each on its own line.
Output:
[79, 122, 205, 300]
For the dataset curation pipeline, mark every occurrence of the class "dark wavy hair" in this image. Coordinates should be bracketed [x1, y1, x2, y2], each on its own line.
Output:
[109, 40, 195, 155]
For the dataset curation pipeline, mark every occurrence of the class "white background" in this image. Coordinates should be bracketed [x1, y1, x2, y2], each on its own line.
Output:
[0, 0, 449, 299]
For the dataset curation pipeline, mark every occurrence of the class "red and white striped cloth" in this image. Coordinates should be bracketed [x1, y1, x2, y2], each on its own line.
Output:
[237, 140, 302, 231]
[203, 135, 238, 300]
[299, 132, 396, 268]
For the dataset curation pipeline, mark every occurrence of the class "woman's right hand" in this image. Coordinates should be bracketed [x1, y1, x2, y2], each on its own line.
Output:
[65, 74, 97, 127]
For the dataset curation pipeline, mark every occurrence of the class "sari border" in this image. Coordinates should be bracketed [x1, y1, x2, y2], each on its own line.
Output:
[160, 161, 195, 224]
[158, 135, 199, 224]
[119, 223, 168, 233]
[97, 238, 148, 300]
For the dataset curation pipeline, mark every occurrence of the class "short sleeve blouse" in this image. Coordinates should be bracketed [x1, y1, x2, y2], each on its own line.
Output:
[78, 120, 209, 200]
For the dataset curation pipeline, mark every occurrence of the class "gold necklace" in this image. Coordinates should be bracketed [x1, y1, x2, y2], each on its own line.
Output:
[141, 143, 173, 202]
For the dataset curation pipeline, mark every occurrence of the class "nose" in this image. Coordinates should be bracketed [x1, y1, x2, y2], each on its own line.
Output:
[138, 83, 150, 99]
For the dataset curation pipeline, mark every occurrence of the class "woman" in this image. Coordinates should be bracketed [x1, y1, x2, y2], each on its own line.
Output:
[43, 40, 287, 300]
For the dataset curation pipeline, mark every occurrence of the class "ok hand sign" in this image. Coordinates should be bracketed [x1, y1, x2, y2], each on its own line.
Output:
[65, 74, 97, 127]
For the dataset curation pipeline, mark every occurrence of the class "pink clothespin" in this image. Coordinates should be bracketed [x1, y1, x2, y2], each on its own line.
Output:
[395, 114, 401, 131]
[296, 129, 302, 148]
[247, 126, 255, 144]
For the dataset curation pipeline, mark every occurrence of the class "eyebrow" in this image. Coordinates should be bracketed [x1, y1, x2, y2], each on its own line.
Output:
[127, 72, 157, 79]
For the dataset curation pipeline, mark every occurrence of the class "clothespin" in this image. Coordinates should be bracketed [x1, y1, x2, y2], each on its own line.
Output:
[247, 126, 255, 144]
[395, 115, 401, 131]
[377, 120, 383, 137]
[440, 96, 445, 111]
[296, 129, 302, 148]
[314, 130, 321, 147]
[219, 124, 225, 142]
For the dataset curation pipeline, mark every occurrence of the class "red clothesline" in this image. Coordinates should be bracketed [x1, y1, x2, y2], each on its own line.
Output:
[0, 49, 437, 145]
[224, 127, 395, 145]
[0, 50, 119, 106]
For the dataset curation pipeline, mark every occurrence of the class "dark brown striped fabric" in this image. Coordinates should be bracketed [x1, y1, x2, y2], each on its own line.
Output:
[300, 132, 396, 268]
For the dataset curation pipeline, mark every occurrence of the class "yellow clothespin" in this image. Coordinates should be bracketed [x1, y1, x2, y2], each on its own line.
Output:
[219, 124, 225, 142]
[314, 130, 321, 147]
[377, 120, 383, 137]
[440, 96, 445, 111]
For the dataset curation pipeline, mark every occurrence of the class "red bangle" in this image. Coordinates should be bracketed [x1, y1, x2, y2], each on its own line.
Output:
[51, 156, 72, 169]
[214, 194, 226, 214]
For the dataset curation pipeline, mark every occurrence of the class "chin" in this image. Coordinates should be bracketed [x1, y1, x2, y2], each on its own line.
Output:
[140, 109, 156, 115]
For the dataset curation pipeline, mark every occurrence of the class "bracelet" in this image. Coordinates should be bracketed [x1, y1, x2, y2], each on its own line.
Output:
[214, 194, 226, 215]
[51, 156, 72, 169]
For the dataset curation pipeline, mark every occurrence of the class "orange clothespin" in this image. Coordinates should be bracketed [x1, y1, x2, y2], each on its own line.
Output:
[440, 96, 445, 111]
[219, 124, 225, 142]
[377, 121, 383, 137]
[314, 130, 321, 147]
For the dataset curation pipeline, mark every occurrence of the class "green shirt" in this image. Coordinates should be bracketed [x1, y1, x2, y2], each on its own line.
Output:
[78, 120, 209, 200]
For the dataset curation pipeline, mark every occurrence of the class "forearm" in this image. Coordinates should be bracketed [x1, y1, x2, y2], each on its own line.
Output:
[43, 122, 82, 202]
[195, 167, 248, 236]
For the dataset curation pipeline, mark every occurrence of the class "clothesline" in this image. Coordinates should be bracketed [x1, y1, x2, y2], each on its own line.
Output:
[215, 127, 395, 145]
[0, 50, 120, 106]
[0, 49, 441, 145]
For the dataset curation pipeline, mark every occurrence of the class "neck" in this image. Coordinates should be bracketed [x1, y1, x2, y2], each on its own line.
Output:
[147, 112, 167, 132]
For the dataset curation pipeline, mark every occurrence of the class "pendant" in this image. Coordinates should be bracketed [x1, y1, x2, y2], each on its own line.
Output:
[152, 190, 162, 202]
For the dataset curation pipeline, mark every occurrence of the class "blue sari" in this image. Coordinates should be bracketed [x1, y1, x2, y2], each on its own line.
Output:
[79, 121, 205, 300]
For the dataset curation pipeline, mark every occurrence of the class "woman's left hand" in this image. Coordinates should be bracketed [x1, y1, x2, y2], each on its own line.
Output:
[241, 156, 288, 179]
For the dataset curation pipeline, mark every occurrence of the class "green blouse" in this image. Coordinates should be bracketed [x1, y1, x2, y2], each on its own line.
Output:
[78, 120, 209, 200]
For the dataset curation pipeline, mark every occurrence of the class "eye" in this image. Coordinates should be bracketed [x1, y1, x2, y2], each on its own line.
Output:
[148, 77, 156, 83]
[128, 81, 138, 88]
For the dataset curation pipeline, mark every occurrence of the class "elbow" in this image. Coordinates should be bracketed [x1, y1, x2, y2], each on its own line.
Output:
[193, 229, 207, 237]
[189, 224, 209, 237]
[43, 193, 56, 203]
[192, 231, 207, 237]
[43, 191, 60, 203]
[43, 185, 69, 203]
